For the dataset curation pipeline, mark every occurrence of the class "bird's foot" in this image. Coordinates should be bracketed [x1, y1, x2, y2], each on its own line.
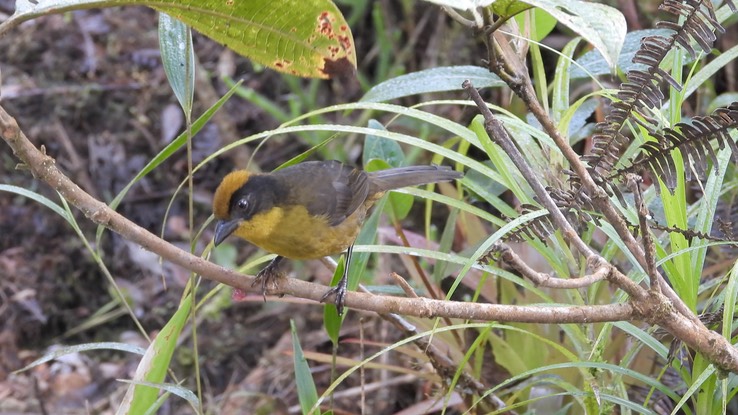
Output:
[252, 256, 285, 301]
[320, 276, 348, 316]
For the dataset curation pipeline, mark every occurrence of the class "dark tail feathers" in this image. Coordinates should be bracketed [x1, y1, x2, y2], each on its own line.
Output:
[367, 165, 463, 193]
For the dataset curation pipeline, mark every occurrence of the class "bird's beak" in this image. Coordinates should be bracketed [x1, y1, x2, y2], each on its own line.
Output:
[214, 218, 241, 246]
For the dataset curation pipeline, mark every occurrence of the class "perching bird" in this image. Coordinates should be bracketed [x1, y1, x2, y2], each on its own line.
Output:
[212, 160, 462, 314]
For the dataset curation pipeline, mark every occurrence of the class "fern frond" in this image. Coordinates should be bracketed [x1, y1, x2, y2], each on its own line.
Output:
[577, 0, 725, 195]
[616, 103, 738, 192]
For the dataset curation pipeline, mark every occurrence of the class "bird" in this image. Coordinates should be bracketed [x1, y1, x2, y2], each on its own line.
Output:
[212, 160, 463, 315]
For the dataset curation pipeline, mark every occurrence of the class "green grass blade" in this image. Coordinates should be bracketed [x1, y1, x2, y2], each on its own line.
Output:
[14, 342, 146, 374]
[116, 296, 192, 415]
[0, 185, 71, 224]
[291, 320, 319, 415]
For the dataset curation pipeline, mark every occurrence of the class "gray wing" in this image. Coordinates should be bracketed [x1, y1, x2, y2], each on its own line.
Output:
[274, 160, 369, 226]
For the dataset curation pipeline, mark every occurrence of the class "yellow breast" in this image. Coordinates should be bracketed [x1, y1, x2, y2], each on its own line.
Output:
[233, 204, 368, 259]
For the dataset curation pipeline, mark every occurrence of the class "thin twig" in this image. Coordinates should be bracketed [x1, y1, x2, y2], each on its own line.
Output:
[462, 81, 594, 258]
[494, 243, 609, 289]
[440, 6, 477, 29]
[627, 174, 660, 292]
[390, 272, 419, 298]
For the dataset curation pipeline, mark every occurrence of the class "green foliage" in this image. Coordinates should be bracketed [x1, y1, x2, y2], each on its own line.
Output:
[120, 297, 192, 414]
[363, 120, 414, 221]
[5, 0, 356, 79]
[158, 13, 194, 114]
[291, 320, 320, 415]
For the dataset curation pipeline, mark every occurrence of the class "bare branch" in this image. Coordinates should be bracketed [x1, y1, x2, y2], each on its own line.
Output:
[493, 243, 609, 289]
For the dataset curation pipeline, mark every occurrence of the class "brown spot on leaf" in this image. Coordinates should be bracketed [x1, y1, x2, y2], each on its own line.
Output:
[338, 34, 351, 53]
[273, 59, 292, 69]
[225, 0, 234, 5]
[321, 56, 355, 80]
[316, 11, 335, 38]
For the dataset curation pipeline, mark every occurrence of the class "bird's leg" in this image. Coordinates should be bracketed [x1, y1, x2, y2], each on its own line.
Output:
[320, 244, 353, 315]
[253, 255, 285, 301]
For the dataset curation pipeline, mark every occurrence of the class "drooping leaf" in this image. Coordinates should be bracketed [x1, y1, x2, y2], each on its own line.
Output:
[14, 342, 147, 374]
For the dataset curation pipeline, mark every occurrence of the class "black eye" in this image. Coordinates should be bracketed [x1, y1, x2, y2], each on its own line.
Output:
[236, 198, 249, 211]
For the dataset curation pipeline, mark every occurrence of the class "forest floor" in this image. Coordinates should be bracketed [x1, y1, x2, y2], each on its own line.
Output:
[0, 4, 470, 414]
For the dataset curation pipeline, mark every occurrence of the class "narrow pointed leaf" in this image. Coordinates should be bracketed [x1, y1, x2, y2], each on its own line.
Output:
[291, 320, 319, 415]
[116, 297, 192, 415]
[159, 12, 194, 113]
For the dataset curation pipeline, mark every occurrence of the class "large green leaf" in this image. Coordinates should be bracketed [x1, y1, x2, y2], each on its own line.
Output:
[492, 0, 532, 17]
[363, 120, 413, 221]
[513, 7, 557, 42]
[8, 0, 355, 79]
[363, 119, 405, 168]
[571, 28, 672, 79]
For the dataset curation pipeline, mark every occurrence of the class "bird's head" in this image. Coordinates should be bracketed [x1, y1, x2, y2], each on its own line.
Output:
[212, 170, 252, 246]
